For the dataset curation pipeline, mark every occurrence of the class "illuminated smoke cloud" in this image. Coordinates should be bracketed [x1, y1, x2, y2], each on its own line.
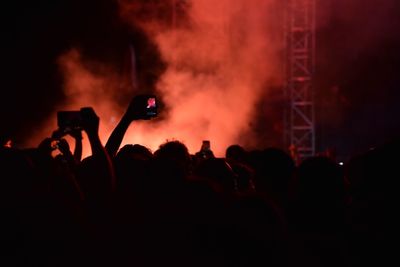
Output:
[28, 49, 125, 157]
[118, 0, 283, 156]
[56, 49, 126, 154]
[29, 0, 283, 158]
[23, 0, 400, 159]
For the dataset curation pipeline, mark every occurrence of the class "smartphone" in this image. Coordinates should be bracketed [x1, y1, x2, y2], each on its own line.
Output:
[135, 94, 158, 119]
[201, 140, 211, 151]
[57, 111, 83, 131]
[144, 95, 157, 119]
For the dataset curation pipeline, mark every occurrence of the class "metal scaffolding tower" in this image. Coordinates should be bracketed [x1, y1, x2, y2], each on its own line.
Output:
[284, 0, 316, 161]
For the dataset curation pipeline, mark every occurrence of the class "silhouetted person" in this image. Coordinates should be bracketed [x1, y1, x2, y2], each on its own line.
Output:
[1, 132, 90, 266]
[287, 156, 351, 267]
[194, 140, 215, 164]
[345, 138, 399, 266]
[105, 94, 157, 158]
[249, 147, 295, 214]
[193, 157, 237, 196]
[75, 107, 116, 203]
[226, 144, 248, 165]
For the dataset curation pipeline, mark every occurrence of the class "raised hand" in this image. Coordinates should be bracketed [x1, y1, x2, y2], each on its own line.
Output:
[57, 138, 72, 156]
[80, 107, 99, 137]
[123, 95, 147, 121]
[38, 137, 57, 156]
[68, 128, 83, 162]
[68, 128, 83, 141]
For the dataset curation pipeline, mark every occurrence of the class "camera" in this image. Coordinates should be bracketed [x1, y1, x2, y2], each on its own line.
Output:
[57, 110, 83, 133]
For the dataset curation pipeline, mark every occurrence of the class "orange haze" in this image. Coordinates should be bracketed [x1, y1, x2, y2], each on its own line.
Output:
[118, 0, 282, 157]
[30, 0, 283, 158]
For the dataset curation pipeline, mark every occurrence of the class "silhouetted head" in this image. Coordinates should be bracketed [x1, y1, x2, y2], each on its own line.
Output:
[194, 157, 237, 193]
[296, 156, 346, 205]
[149, 140, 193, 186]
[286, 156, 348, 233]
[154, 140, 191, 169]
[114, 144, 153, 192]
[346, 137, 399, 205]
[117, 144, 153, 161]
[251, 147, 295, 193]
[225, 144, 247, 164]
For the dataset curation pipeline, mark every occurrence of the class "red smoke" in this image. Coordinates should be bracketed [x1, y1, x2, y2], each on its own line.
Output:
[118, 0, 283, 156]
[28, 49, 127, 157]
[29, 0, 284, 158]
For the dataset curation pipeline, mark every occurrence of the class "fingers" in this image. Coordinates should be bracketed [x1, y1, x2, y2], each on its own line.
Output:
[69, 128, 83, 140]
[57, 138, 70, 152]
[38, 137, 57, 154]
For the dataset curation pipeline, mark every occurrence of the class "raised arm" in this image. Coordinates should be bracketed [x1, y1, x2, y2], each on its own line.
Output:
[105, 110, 133, 158]
[105, 95, 148, 158]
[80, 107, 116, 192]
[69, 128, 83, 163]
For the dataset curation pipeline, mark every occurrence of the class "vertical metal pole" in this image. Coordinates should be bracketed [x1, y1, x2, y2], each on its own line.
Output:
[284, 0, 316, 161]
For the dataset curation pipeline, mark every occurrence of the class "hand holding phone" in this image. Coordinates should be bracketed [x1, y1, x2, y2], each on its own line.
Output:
[57, 111, 83, 134]
[125, 94, 158, 121]
[198, 140, 214, 159]
[201, 140, 211, 151]
[57, 107, 99, 136]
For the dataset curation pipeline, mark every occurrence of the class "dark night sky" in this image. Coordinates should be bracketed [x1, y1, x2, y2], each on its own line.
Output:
[2, 0, 400, 159]
[315, 0, 400, 158]
[1, 0, 122, 132]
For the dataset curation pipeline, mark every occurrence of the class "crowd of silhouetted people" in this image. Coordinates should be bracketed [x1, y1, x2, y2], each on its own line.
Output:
[1, 97, 397, 267]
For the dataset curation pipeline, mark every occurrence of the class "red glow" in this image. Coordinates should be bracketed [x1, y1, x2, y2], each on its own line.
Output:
[29, 0, 283, 158]
[4, 140, 12, 148]
[117, 0, 283, 157]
